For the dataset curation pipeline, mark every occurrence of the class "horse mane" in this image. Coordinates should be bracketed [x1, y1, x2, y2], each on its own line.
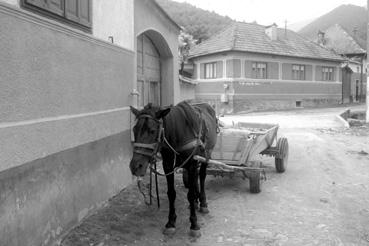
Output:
[161, 101, 202, 148]
[135, 103, 160, 118]
[176, 101, 200, 132]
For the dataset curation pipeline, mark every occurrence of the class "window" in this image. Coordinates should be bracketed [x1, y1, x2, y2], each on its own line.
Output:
[252, 62, 267, 79]
[322, 67, 334, 81]
[22, 0, 92, 31]
[292, 64, 305, 80]
[205, 62, 217, 79]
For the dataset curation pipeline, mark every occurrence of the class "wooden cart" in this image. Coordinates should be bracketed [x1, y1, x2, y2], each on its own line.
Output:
[190, 122, 289, 193]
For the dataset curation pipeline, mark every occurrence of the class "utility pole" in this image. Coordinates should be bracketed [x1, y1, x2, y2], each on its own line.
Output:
[367, 0, 369, 122]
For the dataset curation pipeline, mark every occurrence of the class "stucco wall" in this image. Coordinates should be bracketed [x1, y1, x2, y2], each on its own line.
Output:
[191, 51, 342, 113]
[93, 0, 134, 50]
[0, 4, 134, 245]
[134, 0, 180, 106]
[193, 52, 341, 82]
[0, 0, 135, 50]
[1, 0, 17, 5]
[180, 82, 196, 101]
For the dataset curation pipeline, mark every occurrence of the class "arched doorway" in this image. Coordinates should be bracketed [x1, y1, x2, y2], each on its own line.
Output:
[136, 33, 161, 107]
[135, 29, 174, 107]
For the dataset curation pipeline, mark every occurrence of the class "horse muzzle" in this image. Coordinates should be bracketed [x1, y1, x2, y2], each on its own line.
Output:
[129, 157, 150, 177]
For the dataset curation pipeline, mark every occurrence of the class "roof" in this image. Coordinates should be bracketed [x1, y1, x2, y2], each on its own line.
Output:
[322, 24, 366, 55]
[189, 22, 343, 61]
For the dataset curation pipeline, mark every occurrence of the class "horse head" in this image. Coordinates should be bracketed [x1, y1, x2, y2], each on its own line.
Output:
[130, 103, 170, 177]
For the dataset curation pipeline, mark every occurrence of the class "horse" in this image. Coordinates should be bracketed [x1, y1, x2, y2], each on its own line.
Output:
[129, 101, 218, 237]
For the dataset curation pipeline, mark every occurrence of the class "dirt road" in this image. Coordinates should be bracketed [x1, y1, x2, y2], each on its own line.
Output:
[61, 106, 369, 246]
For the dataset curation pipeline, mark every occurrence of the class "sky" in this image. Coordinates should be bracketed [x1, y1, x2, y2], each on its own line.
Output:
[172, 0, 367, 30]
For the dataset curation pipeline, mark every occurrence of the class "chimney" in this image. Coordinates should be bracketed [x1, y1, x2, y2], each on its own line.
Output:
[317, 30, 326, 45]
[265, 23, 278, 40]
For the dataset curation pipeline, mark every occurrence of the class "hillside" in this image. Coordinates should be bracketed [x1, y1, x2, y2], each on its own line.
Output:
[299, 4, 367, 45]
[156, 0, 234, 43]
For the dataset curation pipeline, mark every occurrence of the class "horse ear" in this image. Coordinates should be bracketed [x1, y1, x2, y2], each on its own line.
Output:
[156, 108, 170, 119]
[130, 106, 140, 117]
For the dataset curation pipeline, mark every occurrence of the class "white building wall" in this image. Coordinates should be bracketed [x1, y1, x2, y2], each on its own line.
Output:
[0, 0, 135, 51]
[93, 0, 134, 50]
[1, 0, 18, 6]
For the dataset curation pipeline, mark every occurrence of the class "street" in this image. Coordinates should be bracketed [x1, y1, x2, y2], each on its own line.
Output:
[61, 106, 369, 246]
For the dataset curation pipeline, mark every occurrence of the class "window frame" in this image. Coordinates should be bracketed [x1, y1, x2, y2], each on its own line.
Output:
[322, 66, 334, 81]
[251, 62, 267, 79]
[21, 0, 92, 33]
[204, 62, 217, 79]
[292, 64, 305, 80]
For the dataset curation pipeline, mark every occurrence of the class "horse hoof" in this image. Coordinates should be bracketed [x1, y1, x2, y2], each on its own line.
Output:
[163, 227, 176, 235]
[199, 207, 209, 214]
[189, 229, 201, 238]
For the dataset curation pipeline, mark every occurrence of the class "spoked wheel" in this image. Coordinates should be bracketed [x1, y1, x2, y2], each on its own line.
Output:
[275, 137, 289, 173]
[182, 169, 189, 188]
[248, 171, 261, 193]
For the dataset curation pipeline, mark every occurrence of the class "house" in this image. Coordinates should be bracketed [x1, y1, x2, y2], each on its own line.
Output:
[316, 24, 367, 103]
[0, 0, 180, 245]
[188, 22, 344, 114]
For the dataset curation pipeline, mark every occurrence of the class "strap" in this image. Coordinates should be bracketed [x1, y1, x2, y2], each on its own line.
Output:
[133, 143, 157, 150]
[134, 149, 155, 157]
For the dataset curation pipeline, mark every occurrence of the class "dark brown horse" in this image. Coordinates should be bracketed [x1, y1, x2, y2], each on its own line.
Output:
[130, 101, 217, 237]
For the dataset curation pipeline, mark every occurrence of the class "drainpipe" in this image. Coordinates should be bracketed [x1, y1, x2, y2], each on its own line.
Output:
[361, 56, 364, 102]
[366, 0, 369, 123]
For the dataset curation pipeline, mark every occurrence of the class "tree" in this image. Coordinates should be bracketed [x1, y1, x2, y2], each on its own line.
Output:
[178, 30, 196, 75]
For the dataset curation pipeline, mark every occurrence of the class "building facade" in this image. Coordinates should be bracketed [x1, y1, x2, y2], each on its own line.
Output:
[189, 22, 344, 114]
[0, 0, 179, 245]
[317, 24, 367, 103]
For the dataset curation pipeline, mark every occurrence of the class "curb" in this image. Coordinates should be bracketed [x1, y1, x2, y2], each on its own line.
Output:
[335, 109, 350, 128]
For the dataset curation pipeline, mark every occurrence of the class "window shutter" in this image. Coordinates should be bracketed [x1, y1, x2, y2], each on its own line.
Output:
[315, 66, 322, 81]
[65, 0, 79, 23]
[192, 64, 197, 79]
[282, 63, 292, 80]
[233, 59, 241, 78]
[245, 60, 253, 78]
[267, 62, 279, 79]
[332, 67, 336, 81]
[25, 0, 63, 16]
[25, 0, 47, 10]
[226, 60, 233, 78]
[65, 0, 91, 27]
[47, 0, 64, 16]
[79, 0, 91, 27]
[200, 63, 205, 79]
[305, 65, 312, 81]
[216, 61, 223, 78]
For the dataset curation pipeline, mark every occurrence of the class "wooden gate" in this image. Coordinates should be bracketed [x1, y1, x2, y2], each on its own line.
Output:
[342, 66, 352, 103]
[137, 34, 161, 107]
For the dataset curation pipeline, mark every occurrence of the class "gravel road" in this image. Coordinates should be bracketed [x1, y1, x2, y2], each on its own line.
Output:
[61, 106, 369, 246]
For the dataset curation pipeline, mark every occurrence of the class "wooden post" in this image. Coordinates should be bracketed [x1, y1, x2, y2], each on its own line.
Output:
[367, 0, 369, 122]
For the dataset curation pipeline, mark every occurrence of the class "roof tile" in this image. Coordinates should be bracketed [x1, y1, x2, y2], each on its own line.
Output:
[189, 22, 343, 61]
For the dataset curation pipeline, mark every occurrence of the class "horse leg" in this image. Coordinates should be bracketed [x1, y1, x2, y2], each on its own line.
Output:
[199, 162, 209, 214]
[187, 163, 201, 237]
[162, 157, 177, 235]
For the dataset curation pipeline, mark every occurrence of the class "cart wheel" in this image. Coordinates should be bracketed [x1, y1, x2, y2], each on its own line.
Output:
[275, 137, 289, 173]
[182, 169, 189, 188]
[249, 171, 261, 193]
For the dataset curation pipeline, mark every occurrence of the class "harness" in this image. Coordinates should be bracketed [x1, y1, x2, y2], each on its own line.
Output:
[132, 110, 206, 207]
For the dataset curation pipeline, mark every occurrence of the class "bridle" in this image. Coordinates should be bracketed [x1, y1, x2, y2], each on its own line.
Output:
[132, 114, 164, 160]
